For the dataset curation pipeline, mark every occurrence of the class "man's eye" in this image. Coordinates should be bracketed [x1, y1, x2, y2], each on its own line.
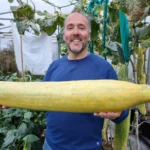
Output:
[68, 27, 73, 30]
[79, 27, 85, 30]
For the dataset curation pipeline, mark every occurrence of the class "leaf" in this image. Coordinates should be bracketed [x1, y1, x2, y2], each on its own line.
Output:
[40, 14, 64, 36]
[11, 4, 35, 21]
[119, 1, 128, 14]
[10, 6, 20, 12]
[2, 130, 16, 148]
[23, 134, 40, 150]
[140, 39, 150, 49]
[134, 22, 145, 28]
[36, 11, 45, 16]
[26, 21, 40, 36]
[106, 41, 121, 53]
[57, 16, 64, 27]
[8, 0, 14, 3]
[13, 109, 23, 117]
[16, 20, 40, 35]
[135, 24, 150, 40]
[0, 127, 7, 134]
[118, 64, 128, 81]
[24, 112, 32, 120]
[106, 41, 125, 64]
[57, 27, 64, 43]
[90, 19, 100, 40]
[17, 122, 28, 137]
[23, 134, 39, 143]
[140, 6, 150, 21]
[39, 19, 57, 36]
[16, 21, 30, 35]
[110, 24, 121, 42]
[111, 55, 120, 65]
[22, 119, 37, 134]
[108, 5, 119, 24]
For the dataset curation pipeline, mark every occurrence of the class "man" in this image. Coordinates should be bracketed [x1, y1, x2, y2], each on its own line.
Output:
[43, 10, 129, 150]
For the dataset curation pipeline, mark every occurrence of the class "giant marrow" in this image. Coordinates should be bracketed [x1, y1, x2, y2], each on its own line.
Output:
[0, 80, 150, 112]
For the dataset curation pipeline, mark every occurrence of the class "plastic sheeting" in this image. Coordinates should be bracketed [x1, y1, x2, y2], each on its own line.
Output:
[12, 23, 59, 75]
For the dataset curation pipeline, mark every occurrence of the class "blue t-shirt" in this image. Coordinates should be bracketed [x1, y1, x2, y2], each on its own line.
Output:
[43, 53, 128, 150]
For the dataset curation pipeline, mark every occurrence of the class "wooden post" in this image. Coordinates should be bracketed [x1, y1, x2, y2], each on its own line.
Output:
[20, 34, 25, 81]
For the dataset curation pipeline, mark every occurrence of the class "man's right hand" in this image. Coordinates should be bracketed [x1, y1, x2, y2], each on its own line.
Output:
[0, 105, 7, 109]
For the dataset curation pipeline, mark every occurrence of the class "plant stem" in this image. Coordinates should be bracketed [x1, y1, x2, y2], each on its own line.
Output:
[130, 57, 136, 83]
[133, 52, 138, 84]
[42, 0, 77, 9]
[135, 110, 140, 150]
[132, 23, 138, 84]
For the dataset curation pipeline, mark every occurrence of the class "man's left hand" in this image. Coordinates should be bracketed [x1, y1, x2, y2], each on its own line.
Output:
[94, 112, 122, 120]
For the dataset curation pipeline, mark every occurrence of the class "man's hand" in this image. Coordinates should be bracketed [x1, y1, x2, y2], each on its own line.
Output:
[0, 105, 7, 109]
[94, 112, 122, 120]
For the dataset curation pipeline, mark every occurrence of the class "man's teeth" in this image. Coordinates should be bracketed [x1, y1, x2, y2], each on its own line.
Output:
[72, 40, 80, 42]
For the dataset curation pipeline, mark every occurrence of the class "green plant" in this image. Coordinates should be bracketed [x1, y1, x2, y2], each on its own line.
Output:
[0, 109, 46, 150]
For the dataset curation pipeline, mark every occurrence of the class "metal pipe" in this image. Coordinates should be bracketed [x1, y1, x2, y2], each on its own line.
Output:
[0, 18, 13, 20]
[147, 48, 150, 84]
[0, 23, 4, 26]
[0, 11, 12, 15]
[0, 26, 11, 30]
[146, 48, 150, 113]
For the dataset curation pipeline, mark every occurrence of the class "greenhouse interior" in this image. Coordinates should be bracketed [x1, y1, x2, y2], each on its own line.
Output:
[0, 0, 150, 150]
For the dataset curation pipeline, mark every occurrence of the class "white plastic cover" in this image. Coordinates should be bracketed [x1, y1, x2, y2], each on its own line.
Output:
[12, 23, 59, 75]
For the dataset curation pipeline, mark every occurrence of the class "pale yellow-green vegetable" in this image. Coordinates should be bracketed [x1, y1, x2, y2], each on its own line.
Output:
[102, 119, 108, 141]
[114, 110, 131, 150]
[137, 48, 147, 115]
[114, 64, 130, 150]
[0, 80, 150, 112]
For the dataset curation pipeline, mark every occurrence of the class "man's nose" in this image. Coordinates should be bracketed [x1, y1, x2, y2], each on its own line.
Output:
[72, 27, 80, 35]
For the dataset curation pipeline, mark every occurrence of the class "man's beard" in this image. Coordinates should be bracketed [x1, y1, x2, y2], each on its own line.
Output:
[67, 41, 88, 54]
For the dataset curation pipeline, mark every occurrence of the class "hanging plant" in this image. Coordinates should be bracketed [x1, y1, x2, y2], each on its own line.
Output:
[112, 0, 150, 22]
[10, 4, 39, 35]
[11, 4, 35, 21]
[37, 12, 64, 36]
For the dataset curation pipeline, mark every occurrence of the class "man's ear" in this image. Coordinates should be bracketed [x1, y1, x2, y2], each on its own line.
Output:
[88, 34, 91, 41]
[63, 28, 66, 42]
[63, 35, 65, 42]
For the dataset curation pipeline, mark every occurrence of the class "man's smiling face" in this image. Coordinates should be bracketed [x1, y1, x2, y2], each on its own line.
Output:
[63, 12, 90, 54]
